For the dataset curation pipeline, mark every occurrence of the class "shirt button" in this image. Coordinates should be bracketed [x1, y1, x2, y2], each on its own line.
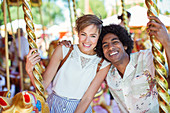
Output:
[63, 107, 66, 111]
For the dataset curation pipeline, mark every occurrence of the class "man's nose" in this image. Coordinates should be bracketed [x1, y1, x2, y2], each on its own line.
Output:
[108, 44, 114, 50]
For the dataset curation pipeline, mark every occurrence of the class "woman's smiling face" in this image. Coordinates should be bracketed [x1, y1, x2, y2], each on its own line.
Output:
[78, 24, 100, 55]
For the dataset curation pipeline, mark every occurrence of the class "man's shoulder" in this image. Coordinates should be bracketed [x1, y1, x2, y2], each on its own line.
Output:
[131, 49, 152, 57]
[130, 49, 153, 63]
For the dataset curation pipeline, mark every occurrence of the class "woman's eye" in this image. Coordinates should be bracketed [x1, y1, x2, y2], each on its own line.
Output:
[81, 34, 85, 36]
[91, 35, 96, 38]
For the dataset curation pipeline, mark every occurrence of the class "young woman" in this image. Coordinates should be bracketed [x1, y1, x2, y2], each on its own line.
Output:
[25, 14, 110, 113]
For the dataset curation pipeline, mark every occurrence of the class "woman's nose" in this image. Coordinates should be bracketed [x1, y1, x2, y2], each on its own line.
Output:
[85, 36, 90, 42]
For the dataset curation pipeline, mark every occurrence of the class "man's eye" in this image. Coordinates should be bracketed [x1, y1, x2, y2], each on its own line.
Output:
[103, 45, 108, 48]
[112, 41, 119, 44]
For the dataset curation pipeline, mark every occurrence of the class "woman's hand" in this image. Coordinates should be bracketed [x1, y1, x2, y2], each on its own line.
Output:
[26, 48, 41, 77]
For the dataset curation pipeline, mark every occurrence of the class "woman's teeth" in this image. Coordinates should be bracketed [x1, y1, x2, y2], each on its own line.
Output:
[84, 43, 90, 47]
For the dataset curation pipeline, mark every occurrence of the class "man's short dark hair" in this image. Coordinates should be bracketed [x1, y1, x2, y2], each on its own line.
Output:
[95, 24, 134, 62]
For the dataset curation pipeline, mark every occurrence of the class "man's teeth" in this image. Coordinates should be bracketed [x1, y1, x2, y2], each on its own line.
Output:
[110, 51, 118, 56]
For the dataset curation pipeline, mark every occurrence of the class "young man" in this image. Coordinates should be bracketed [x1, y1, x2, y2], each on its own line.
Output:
[95, 16, 170, 113]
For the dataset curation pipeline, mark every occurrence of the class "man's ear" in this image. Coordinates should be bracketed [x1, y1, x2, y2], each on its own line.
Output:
[124, 46, 127, 50]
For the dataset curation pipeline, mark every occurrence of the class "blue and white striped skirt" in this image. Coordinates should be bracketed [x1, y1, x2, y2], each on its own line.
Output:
[47, 92, 92, 113]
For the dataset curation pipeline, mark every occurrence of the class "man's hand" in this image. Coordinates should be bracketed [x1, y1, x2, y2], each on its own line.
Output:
[57, 40, 72, 48]
[146, 16, 170, 46]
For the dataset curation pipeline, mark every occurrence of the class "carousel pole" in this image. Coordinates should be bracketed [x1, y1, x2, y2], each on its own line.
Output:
[3, 0, 10, 91]
[72, 0, 77, 19]
[68, 0, 74, 44]
[22, 0, 46, 99]
[72, 0, 77, 44]
[145, 0, 170, 112]
[121, 0, 129, 33]
[17, 0, 24, 91]
[6, 1, 18, 62]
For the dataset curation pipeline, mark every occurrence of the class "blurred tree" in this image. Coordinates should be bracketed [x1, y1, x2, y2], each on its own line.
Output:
[0, 1, 64, 26]
[77, 0, 107, 19]
[41, 1, 64, 26]
[0, 3, 3, 25]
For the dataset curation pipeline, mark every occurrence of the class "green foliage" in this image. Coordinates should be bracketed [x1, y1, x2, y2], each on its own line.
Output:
[8, 6, 24, 20]
[77, 0, 107, 19]
[0, 2, 64, 26]
[89, 0, 107, 19]
[77, 0, 85, 13]
[40, 1, 64, 26]
[0, 3, 3, 25]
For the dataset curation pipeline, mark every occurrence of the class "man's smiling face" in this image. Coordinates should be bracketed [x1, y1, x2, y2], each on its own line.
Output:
[102, 33, 127, 64]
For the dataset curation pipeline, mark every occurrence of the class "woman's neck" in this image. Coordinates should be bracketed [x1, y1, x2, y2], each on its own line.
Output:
[77, 44, 96, 55]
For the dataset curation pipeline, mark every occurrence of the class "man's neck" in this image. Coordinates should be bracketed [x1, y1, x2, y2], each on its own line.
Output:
[112, 54, 130, 78]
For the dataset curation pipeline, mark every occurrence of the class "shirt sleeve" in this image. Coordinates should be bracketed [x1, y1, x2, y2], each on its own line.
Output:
[143, 49, 153, 67]
[100, 59, 111, 70]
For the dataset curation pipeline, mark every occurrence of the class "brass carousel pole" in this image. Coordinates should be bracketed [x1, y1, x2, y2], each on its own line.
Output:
[72, 0, 77, 19]
[6, 1, 18, 61]
[17, 0, 24, 91]
[68, 0, 74, 44]
[121, 0, 129, 33]
[22, 0, 46, 99]
[72, 0, 77, 44]
[145, 0, 170, 112]
[3, 0, 10, 91]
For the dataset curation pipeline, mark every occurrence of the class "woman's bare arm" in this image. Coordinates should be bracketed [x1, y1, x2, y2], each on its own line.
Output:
[42, 45, 63, 89]
[26, 45, 63, 89]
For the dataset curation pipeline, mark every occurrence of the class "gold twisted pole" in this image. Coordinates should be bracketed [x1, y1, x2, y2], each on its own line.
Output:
[72, 0, 77, 19]
[22, 0, 46, 99]
[145, 0, 170, 112]
[121, 0, 129, 32]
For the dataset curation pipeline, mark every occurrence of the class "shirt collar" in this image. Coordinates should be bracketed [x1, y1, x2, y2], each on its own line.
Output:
[109, 52, 138, 79]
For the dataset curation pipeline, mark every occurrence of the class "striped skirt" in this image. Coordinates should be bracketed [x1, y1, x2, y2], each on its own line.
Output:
[47, 92, 92, 113]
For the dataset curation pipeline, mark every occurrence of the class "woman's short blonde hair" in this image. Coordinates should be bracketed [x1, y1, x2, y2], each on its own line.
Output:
[75, 14, 103, 34]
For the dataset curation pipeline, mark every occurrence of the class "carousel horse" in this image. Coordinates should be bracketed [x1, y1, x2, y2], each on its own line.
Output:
[0, 91, 49, 113]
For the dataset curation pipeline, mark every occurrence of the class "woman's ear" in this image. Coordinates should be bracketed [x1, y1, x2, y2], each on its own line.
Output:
[124, 46, 127, 50]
